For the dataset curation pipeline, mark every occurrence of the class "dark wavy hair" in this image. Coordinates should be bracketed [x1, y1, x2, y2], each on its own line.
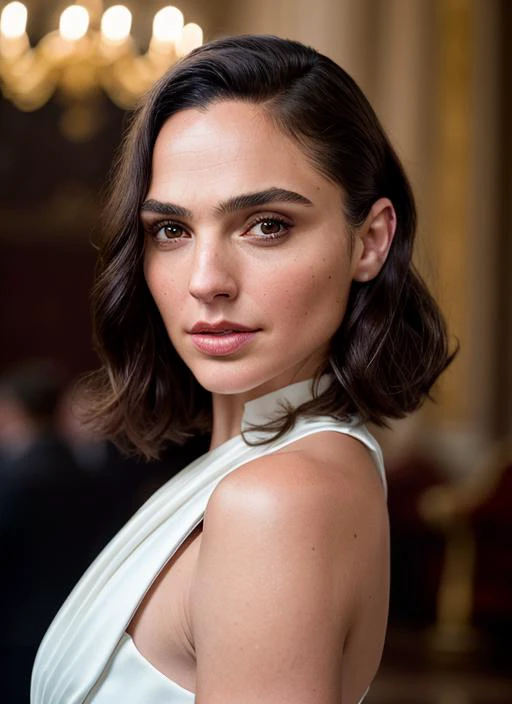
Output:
[83, 34, 455, 459]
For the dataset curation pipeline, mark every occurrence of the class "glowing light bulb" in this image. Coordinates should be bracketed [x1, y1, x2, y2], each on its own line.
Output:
[0, 2, 28, 39]
[152, 6, 184, 44]
[176, 23, 203, 57]
[59, 5, 90, 41]
[101, 5, 132, 43]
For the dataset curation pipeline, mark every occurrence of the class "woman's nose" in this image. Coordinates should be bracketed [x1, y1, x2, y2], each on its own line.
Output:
[188, 240, 238, 303]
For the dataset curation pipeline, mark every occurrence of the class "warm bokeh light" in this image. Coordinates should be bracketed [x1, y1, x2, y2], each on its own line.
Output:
[176, 22, 203, 57]
[1, 1, 201, 112]
[100, 5, 132, 43]
[152, 6, 184, 43]
[0, 1, 28, 39]
[59, 4, 90, 42]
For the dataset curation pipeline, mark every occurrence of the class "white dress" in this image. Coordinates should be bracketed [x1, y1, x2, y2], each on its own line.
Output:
[31, 378, 386, 703]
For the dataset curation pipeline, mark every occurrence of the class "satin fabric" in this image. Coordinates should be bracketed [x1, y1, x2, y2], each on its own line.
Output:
[31, 378, 385, 703]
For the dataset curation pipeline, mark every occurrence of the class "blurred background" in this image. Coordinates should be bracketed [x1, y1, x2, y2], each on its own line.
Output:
[0, 0, 510, 702]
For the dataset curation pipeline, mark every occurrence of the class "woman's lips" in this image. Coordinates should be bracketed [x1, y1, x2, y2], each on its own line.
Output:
[189, 330, 258, 356]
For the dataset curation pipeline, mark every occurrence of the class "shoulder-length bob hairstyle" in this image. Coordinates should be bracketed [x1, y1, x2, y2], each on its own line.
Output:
[84, 34, 455, 459]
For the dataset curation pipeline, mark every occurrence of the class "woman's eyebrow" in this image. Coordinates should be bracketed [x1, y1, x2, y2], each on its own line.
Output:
[140, 188, 313, 219]
[140, 200, 193, 218]
[215, 187, 314, 214]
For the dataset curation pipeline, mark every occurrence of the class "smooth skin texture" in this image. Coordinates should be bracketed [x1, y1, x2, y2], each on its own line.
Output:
[130, 100, 395, 703]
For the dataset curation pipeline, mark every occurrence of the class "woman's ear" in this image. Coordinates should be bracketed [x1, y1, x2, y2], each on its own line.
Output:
[352, 198, 396, 282]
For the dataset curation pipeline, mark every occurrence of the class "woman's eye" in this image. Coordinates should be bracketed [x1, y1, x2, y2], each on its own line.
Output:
[245, 217, 291, 240]
[152, 223, 187, 241]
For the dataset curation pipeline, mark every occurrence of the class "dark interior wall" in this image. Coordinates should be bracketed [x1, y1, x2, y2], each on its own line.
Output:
[0, 94, 126, 377]
[0, 240, 97, 376]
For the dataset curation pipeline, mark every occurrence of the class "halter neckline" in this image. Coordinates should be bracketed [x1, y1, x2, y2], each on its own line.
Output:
[241, 375, 333, 432]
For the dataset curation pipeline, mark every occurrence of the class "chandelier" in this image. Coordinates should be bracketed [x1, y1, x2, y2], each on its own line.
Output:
[0, 2, 203, 119]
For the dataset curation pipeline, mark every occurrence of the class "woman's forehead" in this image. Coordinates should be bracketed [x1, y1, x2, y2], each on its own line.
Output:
[147, 101, 341, 209]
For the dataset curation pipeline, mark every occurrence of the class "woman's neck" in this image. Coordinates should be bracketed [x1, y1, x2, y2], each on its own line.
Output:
[209, 395, 246, 449]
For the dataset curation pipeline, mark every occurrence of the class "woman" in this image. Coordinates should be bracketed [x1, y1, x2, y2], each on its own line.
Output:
[32, 35, 453, 703]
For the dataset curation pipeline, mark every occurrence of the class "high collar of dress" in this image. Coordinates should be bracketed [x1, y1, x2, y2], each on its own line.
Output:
[241, 375, 333, 432]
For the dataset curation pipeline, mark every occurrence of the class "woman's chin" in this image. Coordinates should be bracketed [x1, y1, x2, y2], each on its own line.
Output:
[192, 371, 262, 397]
[189, 363, 314, 400]
[188, 362, 272, 397]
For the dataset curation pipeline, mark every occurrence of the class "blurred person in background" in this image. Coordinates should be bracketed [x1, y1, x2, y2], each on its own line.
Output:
[56, 381, 209, 550]
[0, 360, 96, 704]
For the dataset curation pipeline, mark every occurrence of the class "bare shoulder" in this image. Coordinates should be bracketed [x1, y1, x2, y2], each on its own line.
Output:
[205, 428, 386, 542]
[191, 430, 389, 702]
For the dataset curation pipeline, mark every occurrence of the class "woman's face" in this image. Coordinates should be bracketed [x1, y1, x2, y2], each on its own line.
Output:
[142, 100, 361, 399]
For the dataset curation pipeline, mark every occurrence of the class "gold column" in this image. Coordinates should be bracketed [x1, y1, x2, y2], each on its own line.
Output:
[224, 0, 375, 90]
[428, 0, 473, 427]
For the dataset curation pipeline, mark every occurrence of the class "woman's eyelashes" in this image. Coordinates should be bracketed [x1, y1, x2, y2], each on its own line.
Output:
[144, 214, 293, 247]
[242, 215, 292, 242]
[145, 221, 189, 243]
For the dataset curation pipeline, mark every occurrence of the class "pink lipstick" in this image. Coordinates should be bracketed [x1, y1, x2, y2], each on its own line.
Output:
[189, 321, 259, 356]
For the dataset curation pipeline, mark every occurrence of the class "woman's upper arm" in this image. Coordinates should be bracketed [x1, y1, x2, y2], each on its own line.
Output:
[190, 448, 387, 704]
